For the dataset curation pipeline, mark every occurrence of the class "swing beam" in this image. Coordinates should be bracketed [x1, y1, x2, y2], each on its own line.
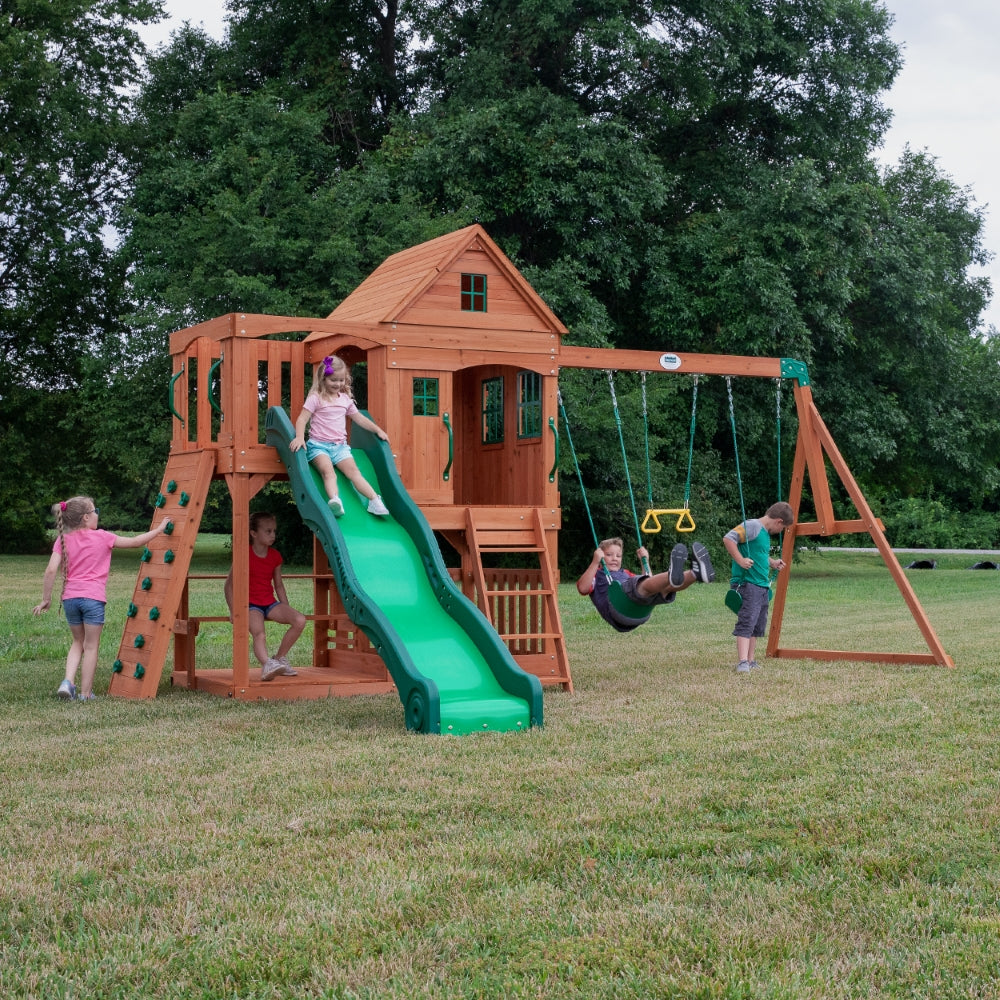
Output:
[559, 346, 954, 669]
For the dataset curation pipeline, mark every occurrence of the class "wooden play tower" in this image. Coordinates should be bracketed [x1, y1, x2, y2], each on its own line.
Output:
[108, 224, 952, 704]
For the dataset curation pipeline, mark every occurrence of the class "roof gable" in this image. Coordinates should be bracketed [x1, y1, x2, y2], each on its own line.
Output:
[327, 224, 567, 334]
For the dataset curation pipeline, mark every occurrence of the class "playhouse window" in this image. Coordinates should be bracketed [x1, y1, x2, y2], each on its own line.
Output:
[517, 371, 542, 439]
[461, 273, 487, 312]
[481, 377, 504, 444]
[412, 377, 439, 416]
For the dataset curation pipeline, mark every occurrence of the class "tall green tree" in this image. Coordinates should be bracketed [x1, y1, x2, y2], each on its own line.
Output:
[1, 0, 163, 550]
[0, 0, 162, 389]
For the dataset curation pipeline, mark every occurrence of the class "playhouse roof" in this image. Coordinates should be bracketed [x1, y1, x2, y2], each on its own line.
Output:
[323, 224, 568, 335]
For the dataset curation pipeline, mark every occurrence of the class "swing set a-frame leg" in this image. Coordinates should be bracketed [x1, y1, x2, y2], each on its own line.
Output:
[768, 384, 954, 668]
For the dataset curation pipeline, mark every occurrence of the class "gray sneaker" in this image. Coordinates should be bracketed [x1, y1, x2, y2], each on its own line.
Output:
[276, 655, 298, 676]
[367, 495, 389, 516]
[748, 660, 761, 670]
[261, 658, 283, 682]
[669, 543, 689, 587]
[734, 660, 751, 674]
[57, 679, 76, 700]
[690, 542, 716, 583]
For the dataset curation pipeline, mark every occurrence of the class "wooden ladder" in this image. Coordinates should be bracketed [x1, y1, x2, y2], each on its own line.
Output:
[109, 450, 215, 698]
[465, 508, 572, 692]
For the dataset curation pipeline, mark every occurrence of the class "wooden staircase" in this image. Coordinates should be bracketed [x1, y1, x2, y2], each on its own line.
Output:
[109, 450, 215, 697]
[464, 507, 572, 692]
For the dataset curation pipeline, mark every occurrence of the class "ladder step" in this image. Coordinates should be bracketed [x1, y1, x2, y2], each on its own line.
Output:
[499, 632, 564, 641]
[475, 546, 545, 553]
[484, 588, 554, 598]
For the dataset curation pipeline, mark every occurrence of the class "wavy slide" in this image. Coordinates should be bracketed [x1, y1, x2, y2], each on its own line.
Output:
[265, 407, 543, 734]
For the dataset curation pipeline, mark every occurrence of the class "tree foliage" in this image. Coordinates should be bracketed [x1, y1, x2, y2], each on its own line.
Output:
[4, 0, 999, 555]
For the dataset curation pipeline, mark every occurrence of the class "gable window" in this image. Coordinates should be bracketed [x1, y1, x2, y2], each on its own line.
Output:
[481, 376, 504, 444]
[461, 273, 487, 312]
[517, 371, 542, 439]
[412, 377, 439, 416]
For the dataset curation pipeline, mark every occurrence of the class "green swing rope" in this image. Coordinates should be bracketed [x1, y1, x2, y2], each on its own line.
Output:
[726, 377, 784, 601]
[559, 385, 655, 623]
[606, 371, 650, 575]
[557, 389, 601, 553]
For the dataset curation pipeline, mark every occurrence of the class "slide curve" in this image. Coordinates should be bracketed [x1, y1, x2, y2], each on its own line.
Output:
[265, 406, 543, 734]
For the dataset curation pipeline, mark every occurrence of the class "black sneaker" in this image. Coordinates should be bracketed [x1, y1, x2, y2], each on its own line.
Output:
[690, 541, 716, 583]
[669, 543, 689, 587]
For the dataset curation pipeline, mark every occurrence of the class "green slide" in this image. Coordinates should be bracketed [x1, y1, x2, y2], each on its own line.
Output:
[265, 407, 543, 735]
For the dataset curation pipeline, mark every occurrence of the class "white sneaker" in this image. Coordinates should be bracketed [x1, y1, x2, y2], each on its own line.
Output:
[367, 495, 389, 516]
[328, 496, 345, 517]
[261, 658, 283, 681]
[276, 655, 298, 676]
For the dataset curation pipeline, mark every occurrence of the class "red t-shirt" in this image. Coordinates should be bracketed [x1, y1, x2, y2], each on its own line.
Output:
[248, 545, 283, 605]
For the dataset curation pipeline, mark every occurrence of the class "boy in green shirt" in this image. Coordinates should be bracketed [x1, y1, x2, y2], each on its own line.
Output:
[723, 501, 794, 674]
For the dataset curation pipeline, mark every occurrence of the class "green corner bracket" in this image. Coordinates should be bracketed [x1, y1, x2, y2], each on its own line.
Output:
[780, 358, 810, 386]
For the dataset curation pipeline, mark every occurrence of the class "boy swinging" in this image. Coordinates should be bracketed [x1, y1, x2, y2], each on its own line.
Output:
[577, 538, 715, 632]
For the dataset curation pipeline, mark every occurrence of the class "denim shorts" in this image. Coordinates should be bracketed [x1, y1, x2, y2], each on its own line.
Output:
[250, 601, 281, 618]
[306, 440, 352, 466]
[63, 597, 106, 626]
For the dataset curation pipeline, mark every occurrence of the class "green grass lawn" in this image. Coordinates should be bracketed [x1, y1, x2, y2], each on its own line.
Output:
[1, 542, 998, 998]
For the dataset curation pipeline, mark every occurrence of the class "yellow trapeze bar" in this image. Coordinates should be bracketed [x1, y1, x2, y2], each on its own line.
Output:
[641, 508, 696, 534]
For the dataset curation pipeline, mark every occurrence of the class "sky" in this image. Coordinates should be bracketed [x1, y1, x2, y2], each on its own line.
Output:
[140, 0, 1000, 331]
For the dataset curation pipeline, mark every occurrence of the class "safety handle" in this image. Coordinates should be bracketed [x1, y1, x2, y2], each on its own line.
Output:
[208, 354, 224, 417]
[168, 364, 185, 427]
[548, 416, 559, 483]
[442, 412, 453, 481]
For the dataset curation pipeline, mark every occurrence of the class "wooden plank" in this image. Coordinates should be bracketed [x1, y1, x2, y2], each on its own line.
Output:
[772, 648, 945, 665]
[559, 346, 783, 377]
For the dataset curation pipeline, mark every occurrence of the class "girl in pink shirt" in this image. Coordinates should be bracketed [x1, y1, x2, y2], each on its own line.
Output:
[33, 496, 172, 700]
[290, 355, 391, 517]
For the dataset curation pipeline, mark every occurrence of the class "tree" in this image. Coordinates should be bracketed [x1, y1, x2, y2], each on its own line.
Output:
[0, 0, 163, 390]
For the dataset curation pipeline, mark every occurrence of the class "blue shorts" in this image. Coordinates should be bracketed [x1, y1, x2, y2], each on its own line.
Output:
[63, 597, 106, 626]
[306, 440, 352, 466]
[249, 601, 281, 618]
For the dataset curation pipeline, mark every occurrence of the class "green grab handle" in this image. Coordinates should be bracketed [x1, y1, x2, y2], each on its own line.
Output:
[442, 412, 453, 482]
[548, 416, 559, 483]
[208, 355, 224, 417]
[168, 365, 185, 426]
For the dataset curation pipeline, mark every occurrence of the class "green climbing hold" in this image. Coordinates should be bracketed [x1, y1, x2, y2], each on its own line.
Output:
[134, 664, 145, 679]
[112, 659, 123, 673]
[149, 607, 160, 621]
[134, 634, 145, 648]
[127, 602, 138, 617]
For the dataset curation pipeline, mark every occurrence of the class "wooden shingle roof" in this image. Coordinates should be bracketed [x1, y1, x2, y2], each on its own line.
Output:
[325, 224, 567, 335]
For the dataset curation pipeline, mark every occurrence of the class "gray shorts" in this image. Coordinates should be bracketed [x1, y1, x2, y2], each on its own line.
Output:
[731, 582, 770, 638]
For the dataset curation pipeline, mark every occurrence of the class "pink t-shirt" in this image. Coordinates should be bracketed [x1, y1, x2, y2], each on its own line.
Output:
[303, 391, 358, 444]
[54, 529, 117, 602]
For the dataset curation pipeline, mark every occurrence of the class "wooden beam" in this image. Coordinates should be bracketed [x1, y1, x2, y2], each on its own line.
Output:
[558, 346, 783, 377]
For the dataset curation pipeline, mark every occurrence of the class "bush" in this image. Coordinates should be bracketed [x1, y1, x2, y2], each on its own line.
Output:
[881, 497, 1000, 549]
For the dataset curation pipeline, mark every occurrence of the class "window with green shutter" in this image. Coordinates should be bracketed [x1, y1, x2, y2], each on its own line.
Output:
[481, 376, 504, 444]
[461, 273, 487, 312]
[517, 371, 542, 439]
